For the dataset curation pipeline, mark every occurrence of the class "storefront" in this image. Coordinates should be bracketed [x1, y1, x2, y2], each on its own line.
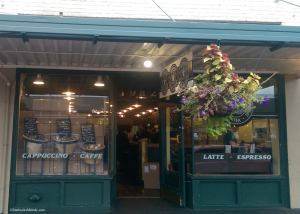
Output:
[0, 14, 299, 213]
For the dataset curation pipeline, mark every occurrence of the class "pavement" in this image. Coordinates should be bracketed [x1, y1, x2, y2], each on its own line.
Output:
[108, 198, 300, 214]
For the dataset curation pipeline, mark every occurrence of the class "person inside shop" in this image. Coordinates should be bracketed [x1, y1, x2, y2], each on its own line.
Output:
[223, 125, 239, 147]
[223, 125, 249, 152]
[137, 124, 149, 139]
[116, 129, 129, 173]
[149, 128, 159, 143]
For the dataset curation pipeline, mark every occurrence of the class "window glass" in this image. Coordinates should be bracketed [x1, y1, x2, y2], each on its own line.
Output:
[16, 74, 109, 175]
[192, 77, 280, 175]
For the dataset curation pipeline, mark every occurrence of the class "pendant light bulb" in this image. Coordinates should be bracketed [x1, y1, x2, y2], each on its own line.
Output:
[144, 60, 152, 68]
[33, 74, 44, 85]
[94, 76, 105, 87]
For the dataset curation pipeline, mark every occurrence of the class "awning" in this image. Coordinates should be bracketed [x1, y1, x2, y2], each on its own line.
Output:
[0, 14, 299, 75]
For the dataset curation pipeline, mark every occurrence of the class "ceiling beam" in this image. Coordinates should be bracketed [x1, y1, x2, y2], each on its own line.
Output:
[37, 39, 49, 66]
[53, 40, 60, 66]
[6, 38, 27, 65]
[68, 40, 72, 67]
[0, 64, 161, 72]
[110, 43, 132, 68]
[122, 43, 146, 68]
[89, 42, 102, 67]
[79, 41, 87, 67]
[98, 42, 118, 68]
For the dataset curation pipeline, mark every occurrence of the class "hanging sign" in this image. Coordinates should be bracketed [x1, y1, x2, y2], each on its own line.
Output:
[81, 123, 96, 143]
[231, 109, 253, 126]
[118, 88, 158, 99]
[24, 117, 38, 136]
[56, 119, 72, 135]
[159, 52, 193, 98]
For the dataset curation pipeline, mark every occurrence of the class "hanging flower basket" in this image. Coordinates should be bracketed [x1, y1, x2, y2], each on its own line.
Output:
[177, 43, 275, 138]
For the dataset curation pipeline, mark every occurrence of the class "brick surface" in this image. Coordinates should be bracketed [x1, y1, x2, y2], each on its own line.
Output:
[0, 0, 299, 26]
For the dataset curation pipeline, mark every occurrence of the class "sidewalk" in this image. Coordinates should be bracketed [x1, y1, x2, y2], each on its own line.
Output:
[109, 198, 300, 214]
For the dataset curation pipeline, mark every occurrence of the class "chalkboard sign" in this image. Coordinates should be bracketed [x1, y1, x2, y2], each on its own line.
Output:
[56, 119, 72, 136]
[24, 117, 38, 136]
[81, 123, 96, 143]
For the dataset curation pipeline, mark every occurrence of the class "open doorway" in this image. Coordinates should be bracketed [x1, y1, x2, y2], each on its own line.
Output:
[116, 100, 160, 198]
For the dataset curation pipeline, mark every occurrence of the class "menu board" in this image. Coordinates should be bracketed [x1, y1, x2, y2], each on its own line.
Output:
[56, 119, 72, 135]
[24, 117, 38, 136]
[81, 123, 96, 143]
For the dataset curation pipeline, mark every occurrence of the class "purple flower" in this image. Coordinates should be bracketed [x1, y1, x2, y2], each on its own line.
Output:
[173, 110, 176, 113]
[181, 97, 187, 102]
[239, 97, 243, 103]
[217, 88, 220, 93]
[262, 101, 268, 106]
[202, 111, 206, 115]
[233, 71, 237, 75]
[227, 105, 232, 110]
[183, 116, 185, 119]
[232, 101, 236, 106]
[264, 95, 270, 101]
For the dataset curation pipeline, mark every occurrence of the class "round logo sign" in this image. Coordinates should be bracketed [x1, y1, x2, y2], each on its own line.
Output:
[231, 109, 253, 126]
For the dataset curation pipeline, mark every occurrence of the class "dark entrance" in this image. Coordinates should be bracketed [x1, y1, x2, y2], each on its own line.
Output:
[115, 100, 160, 198]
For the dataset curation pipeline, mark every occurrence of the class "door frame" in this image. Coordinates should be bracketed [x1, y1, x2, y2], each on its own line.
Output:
[159, 103, 186, 207]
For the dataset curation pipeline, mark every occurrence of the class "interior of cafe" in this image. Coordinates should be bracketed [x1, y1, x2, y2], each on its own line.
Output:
[116, 100, 160, 197]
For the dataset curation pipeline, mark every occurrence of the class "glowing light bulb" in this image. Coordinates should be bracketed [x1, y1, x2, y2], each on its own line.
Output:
[144, 60, 152, 68]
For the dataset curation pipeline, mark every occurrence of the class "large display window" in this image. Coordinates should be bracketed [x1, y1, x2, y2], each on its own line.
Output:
[183, 76, 280, 175]
[16, 74, 110, 175]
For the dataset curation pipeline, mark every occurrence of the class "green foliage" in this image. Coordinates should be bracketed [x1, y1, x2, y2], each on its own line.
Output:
[204, 115, 233, 139]
[177, 43, 272, 138]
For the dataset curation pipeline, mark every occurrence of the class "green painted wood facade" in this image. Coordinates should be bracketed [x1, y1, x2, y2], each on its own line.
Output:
[8, 70, 289, 212]
[9, 69, 118, 213]
[0, 14, 300, 47]
[183, 75, 289, 209]
[3, 14, 293, 212]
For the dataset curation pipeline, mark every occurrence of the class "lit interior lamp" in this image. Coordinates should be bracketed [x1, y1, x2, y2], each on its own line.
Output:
[133, 104, 141, 108]
[147, 109, 153, 113]
[122, 110, 127, 113]
[154, 107, 158, 110]
[144, 59, 152, 68]
[64, 97, 75, 100]
[118, 112, 123, 115]
[94, 76, 105, 87]
[110, 105, 113, 107]
[135, 114, 140, 117]
[62, 91, 75, 96]
[88, 114, 91, 117]
[97, 112, 100, 115]
[120, 115, 125, 118]
[142, 112, 146, 115]
[127, 107, 135, 110]
[139, 90, 147, 99]
[33, 74, 44, 85]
